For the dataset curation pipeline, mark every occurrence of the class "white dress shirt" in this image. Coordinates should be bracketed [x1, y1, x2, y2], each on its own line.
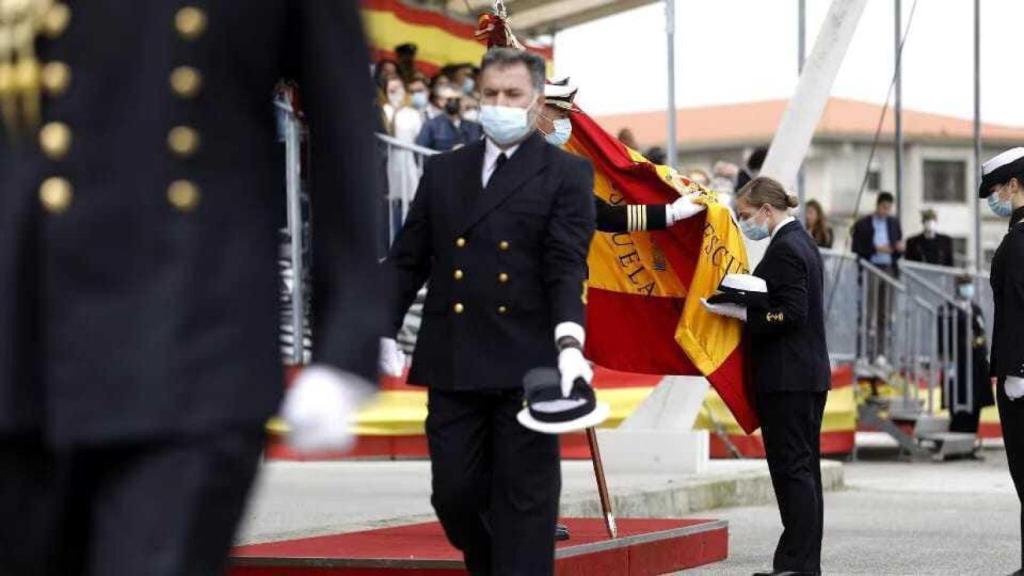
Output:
[481, 138, 520, 188]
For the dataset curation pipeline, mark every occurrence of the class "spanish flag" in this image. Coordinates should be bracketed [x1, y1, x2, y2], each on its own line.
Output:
[567, 111, 759, 434]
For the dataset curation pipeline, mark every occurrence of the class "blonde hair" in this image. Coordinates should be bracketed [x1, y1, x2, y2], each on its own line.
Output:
[737, 176, 799, 210]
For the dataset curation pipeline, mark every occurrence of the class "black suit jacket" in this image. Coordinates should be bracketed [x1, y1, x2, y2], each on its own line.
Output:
[990, 207, 1024, 380]
[746, 221, 831, 395]
[0, 2, 386, 444]
[851, 215, 903, 266]
[388, 133, 596, 391]
[905, 233, 954, 267]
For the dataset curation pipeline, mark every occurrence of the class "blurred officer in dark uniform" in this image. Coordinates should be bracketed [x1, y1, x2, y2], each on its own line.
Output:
[979, 147, 1024, 575]
[0, 2, 385, 575]
[939, 275, 993, 434]
[905, 209, 955, 266]
[382, 47, 595, 575]
[705, 177, 830, 576]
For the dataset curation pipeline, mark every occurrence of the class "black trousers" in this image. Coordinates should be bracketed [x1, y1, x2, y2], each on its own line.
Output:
[426, 388, 561, 576]
[997, 378, 1024, 569]
[758, 390, 828, 574]
[0, 428, 264, 576]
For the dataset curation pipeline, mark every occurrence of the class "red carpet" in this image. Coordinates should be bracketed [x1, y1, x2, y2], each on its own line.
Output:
[231, 517, 728, 575]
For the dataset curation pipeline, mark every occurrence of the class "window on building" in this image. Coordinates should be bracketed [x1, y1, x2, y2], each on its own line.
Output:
[952, 237, 968, 267]
[923, 160, 967, 202]
[867, 169, 881, 191]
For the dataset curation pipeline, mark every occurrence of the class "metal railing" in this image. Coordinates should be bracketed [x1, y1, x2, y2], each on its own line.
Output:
[376, 133, 438, 245]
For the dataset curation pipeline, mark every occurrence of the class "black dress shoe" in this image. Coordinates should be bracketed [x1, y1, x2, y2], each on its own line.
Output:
[555, 523, 570, 541]
[753, 571, 820, 576]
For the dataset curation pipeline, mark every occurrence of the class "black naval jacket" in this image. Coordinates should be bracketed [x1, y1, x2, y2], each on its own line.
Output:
[990, 206, 1024, 380]
[905, 232, 955, 267]
[0, 2, 386, 444]
[388, 133, 596, 391]
[746, 220, 831, 395]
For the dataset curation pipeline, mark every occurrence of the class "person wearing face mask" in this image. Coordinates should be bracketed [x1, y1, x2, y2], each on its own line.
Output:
[381, 76, 424, 231]
[905, 209, 954, 266]
[938, 275, 992, 435]
[537, 78, 706, 233]
[979, 147, 1024, 575]
[415, 86, 483, 152]
[383, 47, 596, 575]
[407, 75, 431, 120]
[703, 177, 830, 576]
[460, 95, 481, 123]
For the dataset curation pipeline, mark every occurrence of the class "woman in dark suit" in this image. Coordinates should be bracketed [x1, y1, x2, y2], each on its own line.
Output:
[705, 176, 831, 576]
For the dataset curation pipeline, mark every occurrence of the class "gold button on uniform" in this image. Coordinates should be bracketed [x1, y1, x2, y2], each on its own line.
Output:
[498, 273, 509, 283]
[453, 303, 465, 314]
[41, 62, 71, 96]
[168, 126, 200, 157]
[39, 177, 72, 213]
[167, 180, 200, 212]
[453, 269, 464, 281]
[169, 66, 202, 99]
[39, 122, 71, 159]
[499, 241, 510, 251]
[456, 237, 466, 248]
[42, 3, 71, 38]
[498, 306, 508, 315]
[175, 6, 208, 40]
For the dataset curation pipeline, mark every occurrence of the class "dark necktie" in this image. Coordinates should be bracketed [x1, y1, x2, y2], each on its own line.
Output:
[492, 153, 508, 182]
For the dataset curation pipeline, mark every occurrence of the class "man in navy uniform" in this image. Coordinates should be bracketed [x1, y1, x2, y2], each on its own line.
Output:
[979, 147, 1024, 574]
[0, 2, 385, 574]
[382, 47, 595, 575]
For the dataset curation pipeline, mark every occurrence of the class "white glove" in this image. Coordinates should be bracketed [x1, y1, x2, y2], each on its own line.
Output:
[281, 365, 373, 453]
[666, 192, 706, 225]
[1006, 376, 1024, 401]
[701, 298, 748, 322]
[558, 347, 593, 398]
[378, 337, 406, 377]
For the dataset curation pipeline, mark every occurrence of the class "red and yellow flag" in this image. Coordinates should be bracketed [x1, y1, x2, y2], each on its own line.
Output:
[567, 111, 759, 434]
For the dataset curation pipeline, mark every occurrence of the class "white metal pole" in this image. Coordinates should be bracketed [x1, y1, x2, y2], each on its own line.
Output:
[797, 0, 807, 208]
[973, 0, 982, 270]
[894, 0, 904, 211]
[665, 0, 677, 168]
[285, 108, 305, 366]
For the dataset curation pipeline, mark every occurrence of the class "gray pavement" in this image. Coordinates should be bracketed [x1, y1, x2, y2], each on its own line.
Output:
[684, 440, 1021, 576]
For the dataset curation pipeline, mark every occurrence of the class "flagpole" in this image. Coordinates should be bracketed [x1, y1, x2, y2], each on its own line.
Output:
[797, 0, 807, 208]
[894, 0, 904, 211]
[665, 0, 677, 168]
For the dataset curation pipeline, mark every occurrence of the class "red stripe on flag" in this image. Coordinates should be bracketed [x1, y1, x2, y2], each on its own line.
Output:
[585, 288, 698, 376]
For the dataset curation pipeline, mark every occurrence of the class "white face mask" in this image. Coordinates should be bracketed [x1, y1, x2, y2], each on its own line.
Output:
[923, 220, 936, 235]
[387, 90, 405, 108]
[410, 91, 429, 110]
[544, 118, 572, 147]
[462, 109, 480, 123]
[480, 96, 537, 147]
[989, 190, 1014, 217]
[958, 284, 976, 300]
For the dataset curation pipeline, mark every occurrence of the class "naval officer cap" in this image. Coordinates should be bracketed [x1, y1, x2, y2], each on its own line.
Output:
[980, 147, 1024, 198]
[517, 367, 609, 434]
[544, 77, 578, 110]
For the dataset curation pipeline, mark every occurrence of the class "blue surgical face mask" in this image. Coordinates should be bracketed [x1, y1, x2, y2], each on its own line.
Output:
[480, 97, 537, 147]
[544, 118, 572, 147]
[739, 210, 771, 241]
[410, 91, 429, 110]
[958, 284, 976, 300]
[989, 191, 1014, 217]
[462, 78, 475, 95]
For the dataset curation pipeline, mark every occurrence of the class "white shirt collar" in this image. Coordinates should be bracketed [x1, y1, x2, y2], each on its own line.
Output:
[771, 215, 797, 240]
[485, 138, 520, 165]
[482, 138, 521, 187]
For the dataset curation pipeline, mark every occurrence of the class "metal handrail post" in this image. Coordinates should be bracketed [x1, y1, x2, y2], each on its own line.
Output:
[284, 106, 305, 366]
